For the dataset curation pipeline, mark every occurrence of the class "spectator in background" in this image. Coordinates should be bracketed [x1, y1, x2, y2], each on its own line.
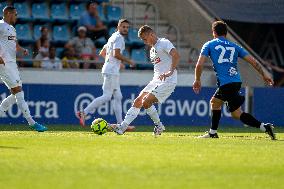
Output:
[65, 26, 97, 69]
[34, 38, 50, 67]
[35, 26, 50, 53]
[34, 26, 51, 67]
[62, 47, 79, 69]
[79, 1, 109, 41]
[41, 46, 62, 69]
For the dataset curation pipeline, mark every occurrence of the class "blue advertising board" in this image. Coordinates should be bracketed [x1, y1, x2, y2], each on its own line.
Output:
[253, 88, 284, 126]
[0, 84, 243, 126]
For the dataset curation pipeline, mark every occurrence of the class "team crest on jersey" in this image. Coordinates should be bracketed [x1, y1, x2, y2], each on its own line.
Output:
[229, 67, 238, 76]
[8, 36, 16, 40]
[150, 48, 161, 64]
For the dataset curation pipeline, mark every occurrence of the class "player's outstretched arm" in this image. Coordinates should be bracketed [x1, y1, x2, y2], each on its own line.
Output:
[243, 55, 274, 86]
[158, 48, 180, 81]
[193, 55, 206, 94]
[0, 57, 4, 65]
[99, 46, 106, 58]
[16, 41, 29, 56]
[0, 45, 4, 65]
[113, 49, 135, 68]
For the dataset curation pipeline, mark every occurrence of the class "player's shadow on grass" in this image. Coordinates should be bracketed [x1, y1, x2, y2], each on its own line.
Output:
[1, 125, 283, 133]
[135, 126, 284, 133]
[0, 146, 23, 149]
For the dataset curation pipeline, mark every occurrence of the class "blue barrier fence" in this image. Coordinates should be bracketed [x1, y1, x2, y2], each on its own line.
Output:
[2, 83, 278, 127]
[253, 87, 284, 126]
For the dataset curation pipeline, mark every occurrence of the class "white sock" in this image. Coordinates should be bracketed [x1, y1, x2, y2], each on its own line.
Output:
[15, 91, 35, 125]
[209, 129, 217, 134]
[113, 98, 123, 124]
[146, 105, 160, 125]
[0, 94, 16, 116]
[84, 94, 111, 115]
[259, 123, 266, 132]
[120, 107, 140, 131]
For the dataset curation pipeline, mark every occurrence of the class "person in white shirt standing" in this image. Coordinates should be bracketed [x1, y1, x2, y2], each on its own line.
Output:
[110, 25, 180, 135]
[77, 19, 135, 130]
[0, 6, 47, 132]
[41, 46, 62, 70]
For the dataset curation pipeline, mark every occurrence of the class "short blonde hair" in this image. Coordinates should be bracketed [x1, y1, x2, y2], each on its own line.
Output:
[138, 25, 154, 38]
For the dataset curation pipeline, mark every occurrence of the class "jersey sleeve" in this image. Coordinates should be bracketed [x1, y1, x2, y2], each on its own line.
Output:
[162, 39, 175, 54]
[113, 36, 124, 50]
[200, 42, 210, 57]
[237, 45, 249, 58]
[0, 24, 4, 34]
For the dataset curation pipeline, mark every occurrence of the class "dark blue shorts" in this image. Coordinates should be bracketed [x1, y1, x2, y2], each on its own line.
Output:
[213, 82, 244, 112]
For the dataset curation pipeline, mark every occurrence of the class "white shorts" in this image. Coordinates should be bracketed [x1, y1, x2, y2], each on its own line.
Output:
[102, 73, 122, 97]
[141, 80, 176, 103]
[0, 63, 22, 89]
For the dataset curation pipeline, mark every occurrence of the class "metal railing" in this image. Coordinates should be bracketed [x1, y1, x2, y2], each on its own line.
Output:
[166, 24, 181, 51]
[110, 0, 160, 32]
[143, 2, 159, 33]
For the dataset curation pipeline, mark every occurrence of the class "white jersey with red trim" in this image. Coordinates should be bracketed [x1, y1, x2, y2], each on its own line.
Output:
[150, 38, 177, 84]
[102, 31, 125, 75]
[0, 20, 17, 64]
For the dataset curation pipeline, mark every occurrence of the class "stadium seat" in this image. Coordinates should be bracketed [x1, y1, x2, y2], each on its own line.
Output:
[97, 5, 107, 23]
[123, 49, 130, 58]
[127, 28, 144, 47]
[32, 3, 49, 21]
[122, 49, 131, 68]
[33, 24, 46, 40]
[15, 24, 33, 43]
[95, 37, 107, 48]
[107, 6, 122, 25]
[56, 47, 64, 58]
[96, 0, 110, 4]
[14, 2, 31, 21]
[70, 3, 85, 20]
[51, 3, 68, 21]
[108, 27, 117, 36]
[131, 49, 148, 64]
[0, 2, 7, 19]
[131, 49, 152, 69]
[53, 25, 70, 43]
[17, 45, 33, 67]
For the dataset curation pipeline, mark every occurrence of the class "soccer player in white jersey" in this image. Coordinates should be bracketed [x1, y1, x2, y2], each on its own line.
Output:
[110, 25, 180, 135]
[77, 19, 135, 130]
[0, 6, 47, 132]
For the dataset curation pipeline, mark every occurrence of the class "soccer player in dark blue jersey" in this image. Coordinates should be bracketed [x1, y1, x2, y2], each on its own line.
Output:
[193, 21, 276, 140]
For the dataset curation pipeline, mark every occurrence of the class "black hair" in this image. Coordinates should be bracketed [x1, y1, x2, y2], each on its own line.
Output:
[3, 6, 16, 15]
[212, 21, 228, 36]
[40, 26, 48, 32]
[86, 1, 98, 9]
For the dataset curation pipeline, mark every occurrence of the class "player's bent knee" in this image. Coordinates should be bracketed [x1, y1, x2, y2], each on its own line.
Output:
[133, 97, 143, 108]
[210, 102, 222, 110]
[142, 99, 152, 109]
[210, 98, 222, 110]
[231, 107, 242, 119]
[10, 86, 22, 95]
[231, 112, 241, 119]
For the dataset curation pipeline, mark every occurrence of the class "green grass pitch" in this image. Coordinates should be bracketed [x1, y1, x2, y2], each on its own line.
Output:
[0, 125, 284, 189]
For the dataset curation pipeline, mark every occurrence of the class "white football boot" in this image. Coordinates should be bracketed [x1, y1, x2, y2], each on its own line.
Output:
[153, 122, 165, 136]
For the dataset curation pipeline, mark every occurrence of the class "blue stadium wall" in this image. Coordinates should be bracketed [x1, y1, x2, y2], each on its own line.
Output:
[2, 83, 281, 127]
